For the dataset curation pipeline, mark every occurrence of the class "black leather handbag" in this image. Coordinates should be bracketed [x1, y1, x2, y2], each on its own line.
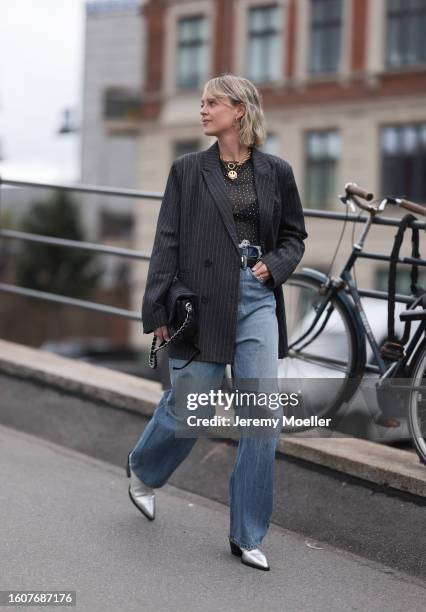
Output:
[148, 276, 199, 370]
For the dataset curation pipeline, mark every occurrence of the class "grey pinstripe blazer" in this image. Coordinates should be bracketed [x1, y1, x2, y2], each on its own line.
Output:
[142, 140, 308, 363]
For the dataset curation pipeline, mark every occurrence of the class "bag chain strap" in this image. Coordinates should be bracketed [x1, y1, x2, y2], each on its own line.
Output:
[148, 302, 193, 369]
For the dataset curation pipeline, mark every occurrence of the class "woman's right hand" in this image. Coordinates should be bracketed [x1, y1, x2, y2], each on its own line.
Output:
[154, 325, 170, 343]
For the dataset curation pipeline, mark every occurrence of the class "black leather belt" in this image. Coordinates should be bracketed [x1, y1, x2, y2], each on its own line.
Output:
[239, 241, 263, 269]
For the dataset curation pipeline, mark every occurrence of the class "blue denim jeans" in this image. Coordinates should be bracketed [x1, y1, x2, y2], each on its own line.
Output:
[130, 266, 280, 550]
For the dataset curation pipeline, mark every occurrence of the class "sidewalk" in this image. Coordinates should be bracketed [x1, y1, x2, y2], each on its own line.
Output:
[0, 424, 424, 612]
[0, 338, 425, 497]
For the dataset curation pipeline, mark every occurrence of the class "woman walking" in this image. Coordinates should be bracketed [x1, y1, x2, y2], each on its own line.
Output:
[127, 74, 307, 571]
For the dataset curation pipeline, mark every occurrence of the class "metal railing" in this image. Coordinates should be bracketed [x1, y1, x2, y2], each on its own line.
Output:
[1, 176, 426, 320]
[0, 177, 163, 321]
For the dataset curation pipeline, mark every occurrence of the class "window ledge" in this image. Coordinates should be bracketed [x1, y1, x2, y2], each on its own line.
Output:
[307, 71, 340, 80]
[368, 64, 426, 79]
[291, 73, 352, 89]
[254, 78, 288, 90]
[103, 119, 141, 134]
[383, 63, 426, 75]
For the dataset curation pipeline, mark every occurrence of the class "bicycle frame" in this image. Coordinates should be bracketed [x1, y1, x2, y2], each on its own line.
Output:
[297, 211, 426, 379]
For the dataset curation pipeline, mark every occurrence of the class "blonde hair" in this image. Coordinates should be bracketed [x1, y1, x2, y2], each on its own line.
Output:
[203, 74, 267, 147]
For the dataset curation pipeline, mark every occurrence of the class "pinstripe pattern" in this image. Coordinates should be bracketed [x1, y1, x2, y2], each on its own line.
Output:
[141, 140, 308, 363]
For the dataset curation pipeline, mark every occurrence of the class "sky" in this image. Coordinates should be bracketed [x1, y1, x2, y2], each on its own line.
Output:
[0, 0, 85, 182]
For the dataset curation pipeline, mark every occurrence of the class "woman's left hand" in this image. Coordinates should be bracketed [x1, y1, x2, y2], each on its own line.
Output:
[251, 260, 271, 283]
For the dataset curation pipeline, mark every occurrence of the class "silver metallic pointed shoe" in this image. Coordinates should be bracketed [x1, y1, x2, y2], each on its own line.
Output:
[229, 540, 270, 571]
[126, 452, 155, 521]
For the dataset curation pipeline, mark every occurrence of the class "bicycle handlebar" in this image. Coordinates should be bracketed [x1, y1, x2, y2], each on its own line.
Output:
[340, 184, 425, 218]
[397, 198, 426, 217]
[345, 182, 374, 202]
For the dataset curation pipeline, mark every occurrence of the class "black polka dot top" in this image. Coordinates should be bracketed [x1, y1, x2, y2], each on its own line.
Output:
[219, 153, 261, 246]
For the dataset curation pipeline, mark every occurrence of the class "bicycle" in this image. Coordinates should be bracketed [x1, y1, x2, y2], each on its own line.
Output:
[282, 183, 426, 464]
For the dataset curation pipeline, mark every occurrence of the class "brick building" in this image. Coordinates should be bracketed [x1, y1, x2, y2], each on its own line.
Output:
[130, 0, 426, 349]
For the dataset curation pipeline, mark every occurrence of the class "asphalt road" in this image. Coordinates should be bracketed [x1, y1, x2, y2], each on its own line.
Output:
[1, 424, 425, 612]
[0, 372, 425, 583]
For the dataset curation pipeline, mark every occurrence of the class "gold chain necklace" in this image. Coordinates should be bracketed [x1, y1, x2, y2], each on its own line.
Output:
[220, 150, 252, 180]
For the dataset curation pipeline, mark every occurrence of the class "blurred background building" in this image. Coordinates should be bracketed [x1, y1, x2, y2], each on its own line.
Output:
[0, 0, 146, 353]
[80, 0, 144, 289]
[2, 0, 426, 358]
[125, 0, 426, 350]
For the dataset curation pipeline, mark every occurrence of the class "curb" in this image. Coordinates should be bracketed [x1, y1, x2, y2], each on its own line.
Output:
[0, 338, 425, 498]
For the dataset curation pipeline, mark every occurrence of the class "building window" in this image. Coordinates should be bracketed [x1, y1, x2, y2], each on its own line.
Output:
[309, 0, 343, 75]
[103, 88, 141, 120]
[173, 140, 200, 159]
[176, 16, 208, 90]
[305, 130, 340, 208]
[386, 0, 426, 68]
[381, 124, 426, 203]
[246, 5, 281, 83]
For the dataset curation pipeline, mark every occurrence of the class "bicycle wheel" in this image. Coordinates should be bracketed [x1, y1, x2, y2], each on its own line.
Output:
[408, 341, 426, 464]
[280, 272, 365, 423]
